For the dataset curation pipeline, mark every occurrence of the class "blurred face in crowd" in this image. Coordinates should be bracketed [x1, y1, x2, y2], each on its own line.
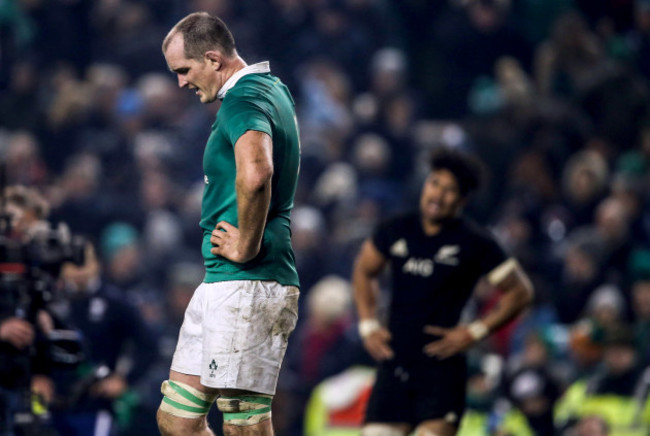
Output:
[632, 280, 650, 321]
[164, 34, 221, 104]
[3, 191, 48, 241]
[5, 201, 31, 237]
[468, 0, 506, 32]
[467, 372, 495, 410]
[107, 244, 140, 285]
[595, 197, 629, 242]
[420, 169, 465, 225]
[568, 168, 599, 204]
[523, 334, 549, 367]
[564, 245, 597, 283]
[603, 344, 636, 375]
[592, 304, 621, 327]
[636, 3, 650, 31]
[519, 395, 550, 417]
[633, 280, 650, 320]
[575, 416, 608, 436]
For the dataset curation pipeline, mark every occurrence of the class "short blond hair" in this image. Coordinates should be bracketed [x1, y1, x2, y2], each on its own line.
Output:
[5, 185, 49, 220]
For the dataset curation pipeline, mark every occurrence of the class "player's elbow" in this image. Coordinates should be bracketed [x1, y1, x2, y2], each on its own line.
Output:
[238, 164, 273, 194]
[517, 279, 534, 310]
[351, 263, 371, 291]
[351, 261, 364, 284]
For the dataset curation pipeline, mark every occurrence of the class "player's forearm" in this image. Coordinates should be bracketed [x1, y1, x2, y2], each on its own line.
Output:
[478, 281, 533, 336]
[353, 269, 380, 320]
[235, 175, 271, 260]
[352, 240, 387, 321]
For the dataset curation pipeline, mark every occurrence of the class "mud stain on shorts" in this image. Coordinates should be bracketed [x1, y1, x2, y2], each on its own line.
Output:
[271, 290, 299, 343]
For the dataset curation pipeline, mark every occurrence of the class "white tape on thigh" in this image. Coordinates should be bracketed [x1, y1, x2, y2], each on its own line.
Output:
[159, 380, 217, 418]
[362, 424, 408, 436]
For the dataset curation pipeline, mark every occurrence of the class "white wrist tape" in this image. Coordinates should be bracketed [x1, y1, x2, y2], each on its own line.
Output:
[358, 319, 381, 339]
[467, 321, 489, 341]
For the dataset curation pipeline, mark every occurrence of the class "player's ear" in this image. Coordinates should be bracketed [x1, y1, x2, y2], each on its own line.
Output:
[205, 51, 222, 71]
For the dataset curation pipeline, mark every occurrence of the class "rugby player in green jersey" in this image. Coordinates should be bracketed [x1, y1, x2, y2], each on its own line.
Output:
[159, 12, 301, 436]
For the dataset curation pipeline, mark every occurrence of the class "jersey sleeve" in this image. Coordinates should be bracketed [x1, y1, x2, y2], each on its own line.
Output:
[221, 97, 273, 146]
[476, 231, 509, 278]
[371, 218, 398, 257]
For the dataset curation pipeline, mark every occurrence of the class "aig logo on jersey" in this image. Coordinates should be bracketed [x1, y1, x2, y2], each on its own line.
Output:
[402, 257, 434, 277]
[391, 239, 435, 277]
[399, 244, 461, 277]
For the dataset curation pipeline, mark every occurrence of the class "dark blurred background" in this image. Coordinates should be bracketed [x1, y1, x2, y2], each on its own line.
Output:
[1, 0, 650, 435]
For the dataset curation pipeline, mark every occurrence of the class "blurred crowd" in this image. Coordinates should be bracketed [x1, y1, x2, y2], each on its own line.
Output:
[1, 0, 650, 435]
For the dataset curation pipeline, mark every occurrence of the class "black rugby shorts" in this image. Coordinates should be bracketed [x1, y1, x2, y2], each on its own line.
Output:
[364, 356, 467, 426]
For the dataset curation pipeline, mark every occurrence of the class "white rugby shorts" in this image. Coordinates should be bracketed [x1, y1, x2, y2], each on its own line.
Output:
[170, 280, 299, 395]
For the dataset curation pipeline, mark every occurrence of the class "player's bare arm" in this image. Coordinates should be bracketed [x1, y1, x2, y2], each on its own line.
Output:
[424, 258, 533, 359]
[210, 130, 273, 263]
[353, 239, 394, 361]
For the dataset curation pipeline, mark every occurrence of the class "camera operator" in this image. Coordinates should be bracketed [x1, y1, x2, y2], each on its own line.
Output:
[2, 185, 50, 242]
[0, 185, 57, 435]
[49, 240, 157, 436]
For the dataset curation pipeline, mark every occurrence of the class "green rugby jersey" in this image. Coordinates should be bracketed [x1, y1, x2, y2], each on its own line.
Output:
[200, 68, 300, 287]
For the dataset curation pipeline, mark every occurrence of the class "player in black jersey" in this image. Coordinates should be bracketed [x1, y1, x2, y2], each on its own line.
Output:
[353, 147, 534, 436]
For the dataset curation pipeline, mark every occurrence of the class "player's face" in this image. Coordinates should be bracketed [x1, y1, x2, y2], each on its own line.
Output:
[164, 35, 220, 104]
[420, 169, 465, 223]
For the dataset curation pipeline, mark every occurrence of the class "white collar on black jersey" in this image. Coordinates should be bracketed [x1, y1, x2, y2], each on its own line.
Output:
[217, 61, 271, 100]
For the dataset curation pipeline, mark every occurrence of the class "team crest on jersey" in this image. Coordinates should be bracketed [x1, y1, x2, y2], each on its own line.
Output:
[434, 245, 460, 265]
[209, 359, 218, 378]
[390, 239, 408, 257]
[204, 175, 209, 184]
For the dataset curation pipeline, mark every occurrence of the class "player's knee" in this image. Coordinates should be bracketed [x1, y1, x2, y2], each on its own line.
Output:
[414, 416, 458, 436]
[361, 423, 408, 436]
[414, 429, 441, 436]
[413, 423, 455, 436]
[216, 393, 273, 426]
[157, 408, 209, 436]
[158, 380, 217, 435]
[157, 406, 180, 436]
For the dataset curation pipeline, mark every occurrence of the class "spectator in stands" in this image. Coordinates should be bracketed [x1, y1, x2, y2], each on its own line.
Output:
[50, 242, 157, 436]
[555, 324, 650, 435]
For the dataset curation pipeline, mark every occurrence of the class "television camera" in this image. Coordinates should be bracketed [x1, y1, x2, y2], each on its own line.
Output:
[0, 181, 86, 435]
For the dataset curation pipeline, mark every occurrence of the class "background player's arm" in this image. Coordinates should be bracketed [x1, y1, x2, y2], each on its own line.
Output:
[210, 130, 273, 263]
[474, 259, 534, 335]
[353, 239, 394, 361]
[424, 259, 533, 359]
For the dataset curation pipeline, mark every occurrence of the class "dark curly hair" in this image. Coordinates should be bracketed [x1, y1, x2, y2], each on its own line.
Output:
[429, 147, 485, 197]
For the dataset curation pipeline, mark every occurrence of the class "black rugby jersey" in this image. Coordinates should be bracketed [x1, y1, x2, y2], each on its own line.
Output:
[372, 212, 507, 364]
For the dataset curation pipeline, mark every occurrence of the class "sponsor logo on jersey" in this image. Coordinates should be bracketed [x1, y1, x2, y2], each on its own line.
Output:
[390, 238, 408, 257]
[434, 245, 460, 265]
[402, 257, 434, 277]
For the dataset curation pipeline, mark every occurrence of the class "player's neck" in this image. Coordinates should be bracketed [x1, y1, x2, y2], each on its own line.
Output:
[223, 56, 248, 82]
[421, 218, 442, 236]
[421, 215, 460, 235]
[233, 55, 247, 70]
